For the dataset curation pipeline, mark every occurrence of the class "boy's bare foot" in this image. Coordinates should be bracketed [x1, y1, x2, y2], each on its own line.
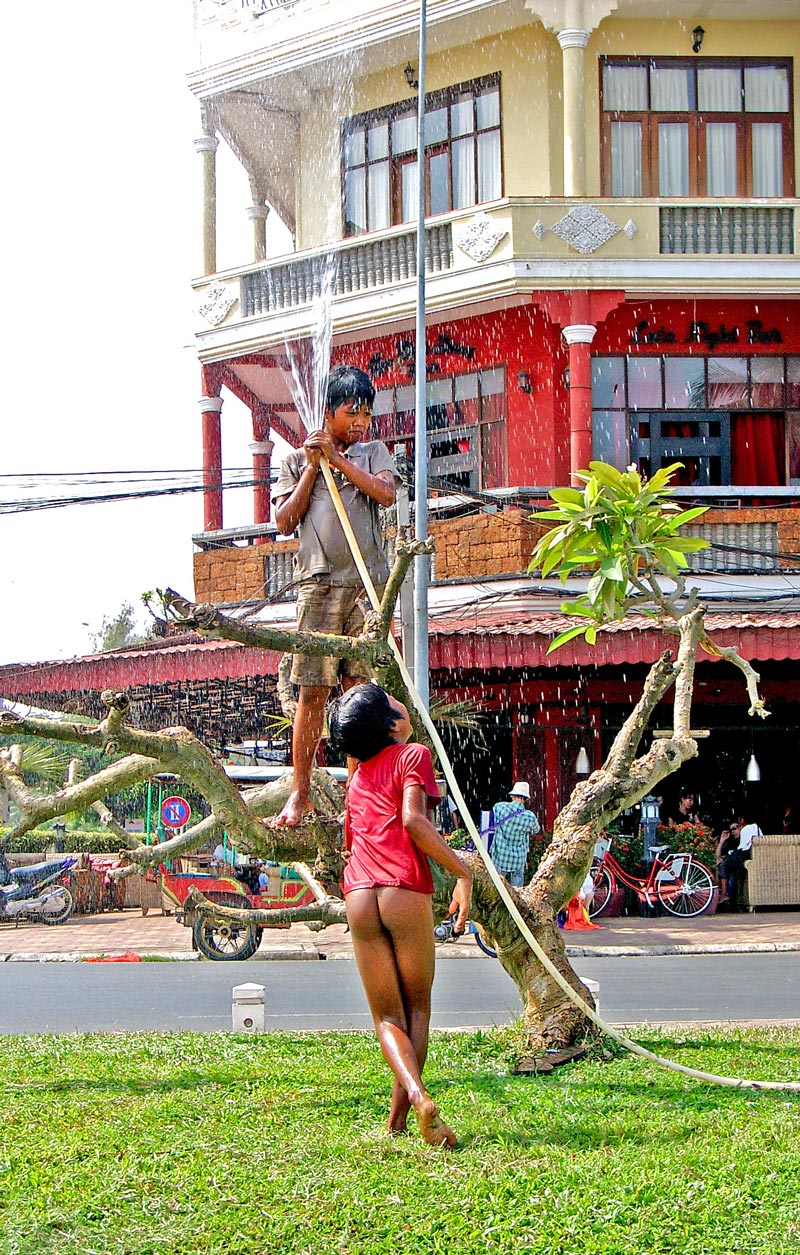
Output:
[274, 791, 314, 827]
[413, 1097, 457, 1147]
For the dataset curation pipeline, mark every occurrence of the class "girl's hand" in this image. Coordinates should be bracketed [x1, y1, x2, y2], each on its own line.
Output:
[448, 875, 472, 935]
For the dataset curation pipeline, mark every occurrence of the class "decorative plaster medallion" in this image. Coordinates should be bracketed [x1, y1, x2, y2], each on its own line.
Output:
[624, 218, 639, 239]
[532, 219, 547, 240]
[199, 281, 238, 327]
[551, 205, 622, 255]
[455, 213, 508, 263]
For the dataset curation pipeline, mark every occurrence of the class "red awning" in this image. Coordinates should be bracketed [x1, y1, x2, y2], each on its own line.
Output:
[428, 610, 800, 671]
[2, 611, 799, 697]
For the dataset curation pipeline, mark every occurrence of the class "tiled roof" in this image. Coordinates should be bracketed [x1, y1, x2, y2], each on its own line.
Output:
[2, 608, 799, 694]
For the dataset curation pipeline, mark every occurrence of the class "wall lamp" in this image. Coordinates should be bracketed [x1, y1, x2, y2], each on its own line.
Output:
[517, 369, 533, 395]
[692, 25, 705, 54]
[404, 62, 419, 90]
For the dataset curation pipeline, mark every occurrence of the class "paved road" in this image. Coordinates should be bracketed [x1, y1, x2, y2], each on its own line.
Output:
[0, 952, 798, 1033]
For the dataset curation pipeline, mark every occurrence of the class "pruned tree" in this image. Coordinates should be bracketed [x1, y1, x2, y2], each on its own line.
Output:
[0, 468, 767, 1051]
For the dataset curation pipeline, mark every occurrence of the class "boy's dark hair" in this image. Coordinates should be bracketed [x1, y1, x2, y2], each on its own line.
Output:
[326, 365, 375, 413]
[329, 682, 398, 762]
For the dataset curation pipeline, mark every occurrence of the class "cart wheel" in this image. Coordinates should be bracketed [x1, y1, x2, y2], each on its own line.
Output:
[192, 893, 260, 961]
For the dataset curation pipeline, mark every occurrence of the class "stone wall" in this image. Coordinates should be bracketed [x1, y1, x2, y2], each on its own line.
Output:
[193, 539, 298, 605]
[431, 509, 549, 581]
[192, 507, 800, 604]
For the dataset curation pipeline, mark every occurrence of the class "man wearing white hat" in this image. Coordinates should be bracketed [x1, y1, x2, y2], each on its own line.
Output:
[486, 782, 541, 888]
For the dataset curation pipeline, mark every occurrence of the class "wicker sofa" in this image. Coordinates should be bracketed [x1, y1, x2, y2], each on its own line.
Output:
[745, 834, 800, 910]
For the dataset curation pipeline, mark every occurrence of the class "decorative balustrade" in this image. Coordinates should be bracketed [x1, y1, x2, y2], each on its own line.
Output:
[241, 223, 454, 318]
[685, 520, 781, 574]
[660, 206, 794, 255]
[263, 544, 297, 600]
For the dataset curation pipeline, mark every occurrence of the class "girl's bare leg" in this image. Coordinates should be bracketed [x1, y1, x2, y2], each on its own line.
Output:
[346, 887, 457, 1146]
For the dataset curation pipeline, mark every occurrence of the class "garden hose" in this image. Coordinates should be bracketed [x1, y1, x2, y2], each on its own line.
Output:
[319, 454, 800, 1093]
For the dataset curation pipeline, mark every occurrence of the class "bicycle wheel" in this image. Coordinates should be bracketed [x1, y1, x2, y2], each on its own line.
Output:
[471, 924, 497, 959]
[588, 864, 614, 919]
[656, 856, 714, 917]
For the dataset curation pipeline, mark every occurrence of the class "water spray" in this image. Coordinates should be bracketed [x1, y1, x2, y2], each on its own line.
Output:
[284, 0, 798, 1094]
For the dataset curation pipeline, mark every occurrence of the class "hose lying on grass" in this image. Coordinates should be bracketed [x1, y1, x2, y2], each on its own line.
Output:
[319, 454, 800, 1094]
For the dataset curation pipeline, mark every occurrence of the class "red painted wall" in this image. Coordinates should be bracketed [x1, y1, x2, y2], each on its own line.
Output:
[332, 295, 798, 490]
[332, 304, 570, 487]
[595, 297, 800, 357]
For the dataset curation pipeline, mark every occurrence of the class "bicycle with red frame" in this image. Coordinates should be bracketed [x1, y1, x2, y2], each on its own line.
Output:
[589, 836, 715, 919]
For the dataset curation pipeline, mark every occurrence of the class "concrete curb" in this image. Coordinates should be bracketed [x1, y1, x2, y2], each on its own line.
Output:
[563, 941, 800, 958]
[1, 946, 323, 963]
[3, 941, 800, 962]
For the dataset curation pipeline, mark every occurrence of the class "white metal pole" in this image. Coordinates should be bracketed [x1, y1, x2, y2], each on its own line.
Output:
[413, 0, 429, 708]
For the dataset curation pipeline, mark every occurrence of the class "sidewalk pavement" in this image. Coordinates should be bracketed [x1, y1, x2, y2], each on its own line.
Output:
[1, 904, 799, 962]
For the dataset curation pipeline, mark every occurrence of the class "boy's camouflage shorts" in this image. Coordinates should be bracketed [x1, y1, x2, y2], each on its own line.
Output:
[291, 578, 377, 688]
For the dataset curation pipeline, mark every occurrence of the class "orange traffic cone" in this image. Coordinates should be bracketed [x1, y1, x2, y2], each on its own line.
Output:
[562, 894, 601, 930]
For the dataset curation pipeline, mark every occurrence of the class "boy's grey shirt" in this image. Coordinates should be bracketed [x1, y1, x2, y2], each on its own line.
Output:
[272, 441, 401, 585]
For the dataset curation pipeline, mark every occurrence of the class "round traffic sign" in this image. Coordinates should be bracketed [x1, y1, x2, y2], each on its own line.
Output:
[161, 796, 191, 829]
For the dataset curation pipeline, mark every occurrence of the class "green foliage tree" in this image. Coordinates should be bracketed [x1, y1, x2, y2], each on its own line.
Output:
[531, 460, 710, 650]
[90, 602, 152, 653]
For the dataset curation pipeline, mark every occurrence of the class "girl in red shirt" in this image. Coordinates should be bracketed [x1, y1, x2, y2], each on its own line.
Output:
[330, 683, 472, 1147]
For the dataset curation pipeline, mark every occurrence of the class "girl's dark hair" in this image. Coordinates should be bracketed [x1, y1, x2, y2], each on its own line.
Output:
[327, 365, 375, 412]
[329, 683, 398, 762]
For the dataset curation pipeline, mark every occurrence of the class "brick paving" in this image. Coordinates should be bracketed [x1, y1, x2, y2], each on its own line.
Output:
[1, 904, 798, 961]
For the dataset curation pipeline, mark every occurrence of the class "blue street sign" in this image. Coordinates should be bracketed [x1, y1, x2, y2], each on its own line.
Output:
[161, 795, 191, 829]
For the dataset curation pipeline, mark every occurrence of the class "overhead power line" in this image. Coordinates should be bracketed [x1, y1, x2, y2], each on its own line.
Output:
[0, 469, 274, 516]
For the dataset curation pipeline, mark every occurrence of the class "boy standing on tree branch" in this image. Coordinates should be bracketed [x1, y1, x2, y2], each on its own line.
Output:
[272, 365, 401, 827]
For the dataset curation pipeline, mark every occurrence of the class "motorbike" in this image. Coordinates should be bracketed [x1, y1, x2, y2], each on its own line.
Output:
[0, 846, 77, 925]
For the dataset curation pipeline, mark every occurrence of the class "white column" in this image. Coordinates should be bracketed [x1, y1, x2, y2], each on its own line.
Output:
[557, 28, 590, 197]
[194, 131, 219, 275]
[246, 203, 270, 262]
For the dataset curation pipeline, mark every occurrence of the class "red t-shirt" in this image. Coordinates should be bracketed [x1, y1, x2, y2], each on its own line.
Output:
[343, 742, 440, 895]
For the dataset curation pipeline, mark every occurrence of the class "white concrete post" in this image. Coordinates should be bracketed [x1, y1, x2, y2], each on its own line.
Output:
[583, 977, 600, 1014]
[232, 982, 266, 1032]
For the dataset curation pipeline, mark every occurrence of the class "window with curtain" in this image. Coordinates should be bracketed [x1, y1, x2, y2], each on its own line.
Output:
[371, 368, 507, 491]
[342, 75, 502, 236]
[601, 58, 793, 198]
[592, 354, 800, 486]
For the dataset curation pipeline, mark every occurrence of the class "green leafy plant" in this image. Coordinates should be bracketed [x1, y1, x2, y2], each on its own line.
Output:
[657, 820, 717, 870]
[529, 461, 709, 651]
[603, 828, 645, 874]
[0, 828, 127, 854]
[430, 697, 487, 744]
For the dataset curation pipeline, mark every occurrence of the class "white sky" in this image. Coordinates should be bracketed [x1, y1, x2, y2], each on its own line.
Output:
[2, 2, 289, 666]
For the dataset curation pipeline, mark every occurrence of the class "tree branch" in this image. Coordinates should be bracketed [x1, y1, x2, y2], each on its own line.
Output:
[162, 590, 391, 669]
[187, 884, 347, 928]
[378, 534, 435, 636]
[602, 649, 678, 778]
[0, 745, 158, 842]
[700, 632, 770, 719]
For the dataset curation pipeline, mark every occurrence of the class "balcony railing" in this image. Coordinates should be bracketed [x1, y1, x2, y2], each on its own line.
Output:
[195, 199, 799, 349]
[660, 206, 794, 255]
[241, 223, 454, 318]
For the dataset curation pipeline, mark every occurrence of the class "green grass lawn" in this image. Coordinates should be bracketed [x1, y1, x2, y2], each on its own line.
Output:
[1, 1027, 798, 1255]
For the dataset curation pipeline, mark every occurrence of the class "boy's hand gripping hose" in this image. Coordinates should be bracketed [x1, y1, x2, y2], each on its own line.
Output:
[319, 455, 800, 1093]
